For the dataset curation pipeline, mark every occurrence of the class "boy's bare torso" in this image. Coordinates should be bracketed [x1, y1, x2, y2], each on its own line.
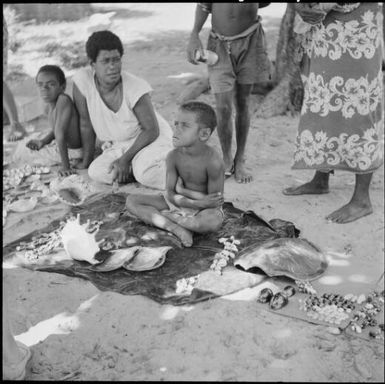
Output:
[173, 146, 216, 194]
[211, 3, 259, 36]
[47, 93, 81, 149]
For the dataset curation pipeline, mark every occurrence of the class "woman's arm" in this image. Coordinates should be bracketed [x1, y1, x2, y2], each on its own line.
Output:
[72, 82, 96, 169]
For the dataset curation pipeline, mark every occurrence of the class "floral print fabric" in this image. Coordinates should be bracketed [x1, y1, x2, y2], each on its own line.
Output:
[293, 3, 384, 173]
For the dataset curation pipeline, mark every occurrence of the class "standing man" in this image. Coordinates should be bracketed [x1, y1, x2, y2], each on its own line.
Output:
[187, 3, 271, 183]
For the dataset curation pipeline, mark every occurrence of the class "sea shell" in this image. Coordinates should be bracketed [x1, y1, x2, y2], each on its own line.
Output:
[283, 285, 296, 298]
[123, 246, 171, 272]
[257, 288, 274, 303]
[234, 238, 328, 281]
[90, 246, 142, 272]
[57, 187, 84, 206]
[61, 214, 102, 265]
[8, 197, 38, 213]
[269, 292, 289, 310]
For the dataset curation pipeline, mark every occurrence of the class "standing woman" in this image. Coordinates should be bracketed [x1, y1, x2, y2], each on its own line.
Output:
[72, 30, 173, 189]
[284, 3, 384, 223]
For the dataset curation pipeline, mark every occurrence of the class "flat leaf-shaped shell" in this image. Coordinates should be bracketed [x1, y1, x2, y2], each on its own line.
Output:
[90, 246, 142, 272]
[123, 246, 171, 272]
[57, 187, 85, 206]
[234, 238, 328, 281]
[8, 197, 38, 212]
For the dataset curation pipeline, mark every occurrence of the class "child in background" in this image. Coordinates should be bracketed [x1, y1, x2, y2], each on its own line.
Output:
[125, 101, 224, 247]
[13, 65, 83, 175]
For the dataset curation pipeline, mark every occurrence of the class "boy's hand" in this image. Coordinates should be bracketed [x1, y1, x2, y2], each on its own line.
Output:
[26, 139, 44, 151]
[196, 192, 224, 209]
[58, 167, 77, 177]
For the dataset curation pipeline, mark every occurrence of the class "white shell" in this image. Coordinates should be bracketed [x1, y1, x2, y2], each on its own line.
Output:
[91, 246, 142, 272]
[8, 197, 38, 212]
[61, 214, 102, 265]
[123, 246, 171, 272]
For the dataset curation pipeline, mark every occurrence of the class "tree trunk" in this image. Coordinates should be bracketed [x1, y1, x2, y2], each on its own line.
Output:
[254, 3, 304, 118]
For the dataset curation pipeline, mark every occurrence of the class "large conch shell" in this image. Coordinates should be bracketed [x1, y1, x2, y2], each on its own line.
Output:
[8, 197, 38, 213]
[234, 238, 328, 281]
[90, 246, 142, 272]
[61, 214, 103, 265]
[123, 246, 171, 272]
[50, 174, 95, 206]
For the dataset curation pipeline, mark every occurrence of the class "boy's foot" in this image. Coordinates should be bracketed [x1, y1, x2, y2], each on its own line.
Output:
[234, 160, 252, 183]
[171, 225, 193, 247]
[283, 181, 329, 195]
[326, 201, 373, 224]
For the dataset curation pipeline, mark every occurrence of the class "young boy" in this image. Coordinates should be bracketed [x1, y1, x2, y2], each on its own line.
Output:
[125, 101, 225, 247]
[14, 65, 82, 176]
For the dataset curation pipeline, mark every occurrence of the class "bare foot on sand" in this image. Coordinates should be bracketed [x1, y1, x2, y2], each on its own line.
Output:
[224, 158, 234, 178]
[170, 224, 193, 247]
[283, 182, 329, 195]
[7, 125, 25, 142]
[326, 201, 373, 223]
[234, 160, 252, 183]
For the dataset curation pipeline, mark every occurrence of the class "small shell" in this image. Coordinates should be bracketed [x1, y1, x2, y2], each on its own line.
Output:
[257, 288, 273, 304]
[123, 246, 171, 272]
[90, 246, 141, 272]
[269, 292, 289, 310]
[283, 286, 296, 298]
[356, 294, 366, 304]
[8, 197, 38, 213]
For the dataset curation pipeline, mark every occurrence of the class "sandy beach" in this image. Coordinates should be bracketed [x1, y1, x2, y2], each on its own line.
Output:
[3, 3, 384, 381]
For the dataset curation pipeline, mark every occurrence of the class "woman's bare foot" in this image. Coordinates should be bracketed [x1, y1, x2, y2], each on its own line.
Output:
[283, 181, 329, 195]
[234, 159, 252, 183]
[326, 201, 373, 223]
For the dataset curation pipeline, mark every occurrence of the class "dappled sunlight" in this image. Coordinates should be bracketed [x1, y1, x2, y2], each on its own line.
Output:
[348, 274, 372, 284]
[14, 294, 99, 347]
[325, 250, 352, 259]
[318, 275, 344, 285]
[272, 328, 293, 339]
[159, 304, 194, 320]
[325, 252, 351, 267]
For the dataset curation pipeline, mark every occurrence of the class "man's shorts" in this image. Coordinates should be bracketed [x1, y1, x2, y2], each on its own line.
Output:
[207, 22, 271, 94]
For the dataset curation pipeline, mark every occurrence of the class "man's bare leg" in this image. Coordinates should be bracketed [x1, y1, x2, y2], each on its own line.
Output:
[234, 83, 253, 183]
[283, 171, 330, 195]
[125, 194, 193, 247]
[326, 173, 373, 223]
[214, 91, 234, 176]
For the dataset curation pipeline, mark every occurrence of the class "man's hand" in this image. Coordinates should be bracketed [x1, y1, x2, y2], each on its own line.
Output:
[108, 158, 133, 184]
[58, 167, 77, 177]
[26, 139, 44, 151]
[295, 3, 326, 25]
[187, 33, 204, 65]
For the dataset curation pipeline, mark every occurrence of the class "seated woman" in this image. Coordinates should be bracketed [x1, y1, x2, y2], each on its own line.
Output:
[72, 30, 173, 190]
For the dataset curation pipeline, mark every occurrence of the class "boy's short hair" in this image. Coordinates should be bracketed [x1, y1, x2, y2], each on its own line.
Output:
[180, 101, 217, 133]
[86, 30, 124, 62]
[36, 65, 66, 87]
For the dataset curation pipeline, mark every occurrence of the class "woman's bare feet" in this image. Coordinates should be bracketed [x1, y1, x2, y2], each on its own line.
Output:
[326, 200, 373, 223]
[283, 171, 330, 195]
[234, 159, 252, 184]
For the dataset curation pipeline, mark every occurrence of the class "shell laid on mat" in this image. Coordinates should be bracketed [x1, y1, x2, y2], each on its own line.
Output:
[234, 238, 328, 281]
[90, 246, 142, 272]
[8, 197, 38, 213]
[123, 246, 171, 272]
[61, 214, 102, 265]
[57, 187, 84, 206]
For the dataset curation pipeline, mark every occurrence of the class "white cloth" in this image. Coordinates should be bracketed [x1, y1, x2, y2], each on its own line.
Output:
[11, 132, 83, 166]
[72, 68, 173, 190]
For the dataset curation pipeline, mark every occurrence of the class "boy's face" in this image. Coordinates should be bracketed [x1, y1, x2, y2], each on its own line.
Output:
[92, 49, 122, 85]
[36, 72, 64, 103]
[172, 110, 203, 148]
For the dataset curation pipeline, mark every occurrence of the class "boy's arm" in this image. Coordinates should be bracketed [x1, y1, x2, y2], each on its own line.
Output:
[207, 151, 225, 195]
[53, 95, 74, 171]
[72, 83, 96, 169]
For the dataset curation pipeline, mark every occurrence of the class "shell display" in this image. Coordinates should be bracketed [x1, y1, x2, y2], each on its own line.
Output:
[269, 292, 289, 310]
[234, 238, 328, 281]
[61, 214, 102, 265]
[123, 246, 171, 272]
[90, 246, 142, 272]
[8, 197, 38, 213]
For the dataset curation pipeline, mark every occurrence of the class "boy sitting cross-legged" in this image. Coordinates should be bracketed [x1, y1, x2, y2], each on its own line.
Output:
[125, 101, 225, 247]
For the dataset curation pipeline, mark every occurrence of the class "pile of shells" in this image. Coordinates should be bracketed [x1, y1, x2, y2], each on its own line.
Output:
[257, 285, 296, 310]
[295, 280, 317, 295]
[4, 165, 50, 190]
[175, 274, 201, 295]
[210, 236, 240, 275]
